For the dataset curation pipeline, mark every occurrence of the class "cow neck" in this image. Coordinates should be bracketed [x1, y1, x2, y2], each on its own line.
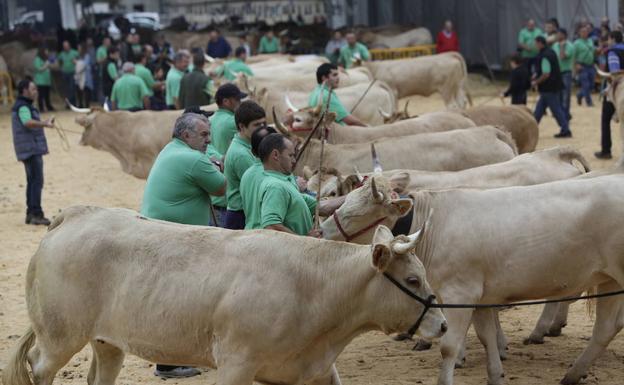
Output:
[410, 192, 436, 271]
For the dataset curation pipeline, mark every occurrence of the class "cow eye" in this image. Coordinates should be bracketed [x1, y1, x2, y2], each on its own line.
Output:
[405, 277, 420, 288]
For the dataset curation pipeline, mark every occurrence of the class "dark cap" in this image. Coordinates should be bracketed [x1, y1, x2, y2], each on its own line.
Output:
[215, 84, 247, 104]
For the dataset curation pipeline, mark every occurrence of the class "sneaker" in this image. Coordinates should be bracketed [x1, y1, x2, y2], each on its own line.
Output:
[554, 132, 572, 138]
[154, 366, 201, 379]
[594, 151, 613, 159]
[28, 215, 51, 226]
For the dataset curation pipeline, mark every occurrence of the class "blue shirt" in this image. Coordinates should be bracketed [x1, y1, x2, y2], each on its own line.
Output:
[607, 44, 624, 72]
[207, 37, 232, 58]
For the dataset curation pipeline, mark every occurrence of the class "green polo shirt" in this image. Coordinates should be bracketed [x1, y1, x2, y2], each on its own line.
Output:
[206, 144, 227, 208]
[134, 63, 155, 96]
[308, 84, 349, 125]
[209, 108, 237, 155]
[58, 49, 79, 73]
[224, 134, 258, 211]
[259, 36, 280, 53]
[33, 56, 51, 86]
[220, 58, 254, 81]
[111, 73, 150, 110]
[141, 138, 225, 225]
[574, 38, 594, 65]
[552, 41, 575, 72]
[96, 45, 108, 63]
[107, 62, 118, 80]
[339, 42, 370, 69]
[165, 67, 184, 106]
[18, 106, 32, 124]
[240, 163, 264, 229]
[517, 28, 544, 58]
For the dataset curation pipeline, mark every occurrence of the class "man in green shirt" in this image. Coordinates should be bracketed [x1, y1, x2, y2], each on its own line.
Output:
[574, 25, 596, 107]
[553, 28, 575, 121]
[133, 46, 159, 98]
[209, 84, 246, 155]
[33, 47, 54, 112]
[58, 40, 79, 107]
[339, 32, 370, 69]
[216, 46, 254, 81]
[308, 63, 366, 126]
[179, 50, 213, 109]
[95, 37, 111, 102]
[111, 62, 151, 111]
[165, 51, 189, 109]
[258, 30, 280, 54]
[517, 19, 544, 73]
[223, 101, 266, 229]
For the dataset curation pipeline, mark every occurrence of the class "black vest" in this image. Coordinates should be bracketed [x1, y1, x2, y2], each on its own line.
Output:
[608, 46, 624, 71]
[535, 47, 563, 93]
[102, 59, 117, 98]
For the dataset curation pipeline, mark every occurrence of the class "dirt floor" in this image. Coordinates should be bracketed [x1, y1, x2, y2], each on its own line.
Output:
[1, 79, 623, 385]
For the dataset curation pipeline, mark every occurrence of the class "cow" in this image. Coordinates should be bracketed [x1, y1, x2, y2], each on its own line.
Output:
[2, 203, 447, 385]
[362, 52, 471, 107]
[358, 27, 433, 48]
[294, 126, 518, 176]
[0, 42, 37, 82]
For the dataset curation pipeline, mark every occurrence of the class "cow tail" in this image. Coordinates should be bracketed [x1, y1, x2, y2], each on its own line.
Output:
[2, 327, 36, 385]
[494, 127, 518, 155]
[448, 51, 472, 107]
[585, 287, 597, 319]
[557, 147, 591, 173]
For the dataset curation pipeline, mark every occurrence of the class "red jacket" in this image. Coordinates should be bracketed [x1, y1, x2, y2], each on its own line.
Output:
[436, 30, 459, 53]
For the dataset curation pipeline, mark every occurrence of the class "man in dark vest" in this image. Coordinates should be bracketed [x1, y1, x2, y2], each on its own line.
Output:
[102, 46, 120, 103]
[532, 35, 572, 138]
[178, 49, 213, 109]
[11, 79, 55, 225]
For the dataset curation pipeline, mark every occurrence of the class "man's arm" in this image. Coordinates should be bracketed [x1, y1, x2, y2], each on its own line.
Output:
[192, 157, 227, 196]
[532, 57, 551, 86]
[317, 196, 346, 217]
[342, 114, 367, 126]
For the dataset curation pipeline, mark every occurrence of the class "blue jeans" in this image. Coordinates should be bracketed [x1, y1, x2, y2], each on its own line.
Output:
[560, 71, 572, 120]
[224, 210, 245, 230]
[576, 64, 594, 106]
[62, 72, 76, 106]
[23, 155, 44, 216]
[534, 91, 571, 135]
[209, 206, 227, 227]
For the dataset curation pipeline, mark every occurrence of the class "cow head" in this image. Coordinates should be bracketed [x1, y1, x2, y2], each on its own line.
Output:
[320, 176, 412, 244]
[379, 101, 413, 124]
[596, 67, 624, 113]
[306, 168, 411, 198]
[70, 101, 106, 145]
[369, 222, 447, 339]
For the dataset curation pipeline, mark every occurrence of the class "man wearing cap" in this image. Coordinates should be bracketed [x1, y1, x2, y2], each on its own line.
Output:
[209, 84, 246, 155]
[179, 50, 213, 109]
[338, 32, 370, 69]
[165, 51, 190, 109]
[110, 62, 151, 111]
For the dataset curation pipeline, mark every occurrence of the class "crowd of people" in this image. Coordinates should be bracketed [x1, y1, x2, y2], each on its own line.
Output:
[503, 17, 623, 159]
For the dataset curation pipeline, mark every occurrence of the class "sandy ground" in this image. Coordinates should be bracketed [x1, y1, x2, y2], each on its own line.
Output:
[1, 79, 623, 385]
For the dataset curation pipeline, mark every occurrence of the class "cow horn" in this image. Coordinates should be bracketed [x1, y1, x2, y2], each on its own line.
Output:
[393, 209, 433, 254]
[204, 54, 215, 63]
[378, 107, 392, 119]
[403, 100, 410, 118]
[284, 93, 299, 112]
[66, 99, 90, 113]
[272, 107, 290, 135]
[353, 166, 364, 183]
[595, 66, 611, 78]
[103, 97, 110, 112]
[371, 143, 383, 173]
[370, 177, 384, 203]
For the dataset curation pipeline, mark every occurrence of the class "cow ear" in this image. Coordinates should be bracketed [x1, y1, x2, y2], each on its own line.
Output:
[371, 225, 395, 272]
[302, 166, 314, 180]
[325, 111, 337, 124]
[390, 198, 412, 217]
[343, 174, 361, 193]
[389, 172, 410, 194]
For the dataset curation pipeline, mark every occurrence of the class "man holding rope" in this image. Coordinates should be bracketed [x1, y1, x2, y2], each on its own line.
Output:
[308, 63, 367, 126]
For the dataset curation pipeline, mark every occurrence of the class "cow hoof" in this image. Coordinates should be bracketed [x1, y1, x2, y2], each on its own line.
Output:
[499, 351, 507, 361]
[412, 339, 432, 351]
[454, 357, 466, 369]
[393, 333, 412, 342]
[523, 336, 544, 345]
[545, 328, 563, 337]
[560, 375, 579, 385]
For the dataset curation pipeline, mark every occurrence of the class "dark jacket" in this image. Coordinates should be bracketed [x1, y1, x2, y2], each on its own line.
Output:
[11, 96, 48, 161]
[504, 63, 531, 105]
[535, 47, 563, 93]
[178, 69, 212, 108]
[206, 36, 232, 59]
[102, 58, 117, 98]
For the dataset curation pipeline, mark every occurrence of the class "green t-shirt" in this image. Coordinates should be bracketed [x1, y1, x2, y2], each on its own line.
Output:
[220, 58, 254, 81]
[107, 62, 118, 80]
[111, 74, 150, 110]
[141, 138, 225, 225]
[96, 45, 108, 63]
[18, 106, 32, 124]
[33, 56, 51, 86]
[552, 41, 575, 72]
[240, 163, 264, 230]
[224, 134, 258, 211]
[206, 144, 227, 208]
[134, 63, 155, 96]
[58, 49, 79, 73]
[339, 42, 370, 69]
[540, 57, 551, 73]
[518, 27, 544, 58]
[209, 108, 237, 155]
[258, 36, 280, 53]
[165, 67, 184, 106]
[308, 84, 349, 124]
[258, 170, 317, 235]
[574, 38, 594, 65]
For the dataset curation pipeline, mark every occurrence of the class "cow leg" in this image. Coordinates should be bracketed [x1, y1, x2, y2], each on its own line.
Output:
[437, 308, 473, 385]
[216, 356, 257, 385]
[546, 301, 572, 337]
[525, 303, 560, 344]
[561, 281, 624, 385]
[494, 311, 508, 360]
[307, 364, 342, 385]
[87, 352, 97, 385]
[90, 340, 125, 385]
[27, 337, 86, 385]
[473, 309, 504, 385]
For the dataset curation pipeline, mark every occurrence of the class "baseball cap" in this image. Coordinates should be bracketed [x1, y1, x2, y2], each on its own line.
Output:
[215, 84, 247, 103]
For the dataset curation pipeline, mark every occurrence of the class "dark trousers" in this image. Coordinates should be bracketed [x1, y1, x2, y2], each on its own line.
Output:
[534, 91, 571, 135]
[224, 210, 245, 230]
[511, 93, 527, 105]
[601, 99, 616, 154]
[37, 85, 54, 112]
[23, 155, 44, 216]
[76, 87, 91, 108]
[560, 71, 572, 120]
[210, 206, 227, 227]
[577, 64, 595, 106]
[62, 72, 76, 105]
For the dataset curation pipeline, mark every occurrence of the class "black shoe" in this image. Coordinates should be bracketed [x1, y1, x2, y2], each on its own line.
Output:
[594, 151, 613, 159]
[154, 367, 201, 379]
[25, 213, 33, 224]
[576, 96, 582, 106]
[554, 132, 572, 138]
[28, 215, 51, 226]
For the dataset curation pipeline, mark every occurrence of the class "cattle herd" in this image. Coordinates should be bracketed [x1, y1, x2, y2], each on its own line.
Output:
[4, 49, 624, 385]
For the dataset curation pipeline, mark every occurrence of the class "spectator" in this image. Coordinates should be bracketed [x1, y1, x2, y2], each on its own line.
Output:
[206, 29, 232, 59]
[338, 31, 370, 69]
[258, 29, 280, 54]
[553, 28, 575, 120]
[150, 65, 168, 111]
[501, 54, 531, 105]
[238, 33, 251, 57]
[110, 62, 150, 111]
[58, 40, 79, 107]
[32, 47, 54, 112]
[325, 30, 346, 65]
[133, 45, 161, 99]
[85, 37, 98, 102]
[544, 18, 559, 45]
[574, 25, 596, 107]
[436, 20, 459, 53]
[153, 34, 174, 71]
[210, 84, 247, 155]
[102, 46, 120, 102]
[518, 19, 544, 73]
[165, 51, 190, 109]
[11, 79, 55, 225]
[95, 36, 112, 102]
[75, 43, 94, 108]
[216, 46, 254, 81]
[179, 50, 213, 109]
[532, 36, 571, 138]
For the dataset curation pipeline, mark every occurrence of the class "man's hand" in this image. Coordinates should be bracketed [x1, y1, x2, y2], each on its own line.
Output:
[307, 228, 323, 238]
[296, 176, 307, 192]
[44, 117, 55, 128]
